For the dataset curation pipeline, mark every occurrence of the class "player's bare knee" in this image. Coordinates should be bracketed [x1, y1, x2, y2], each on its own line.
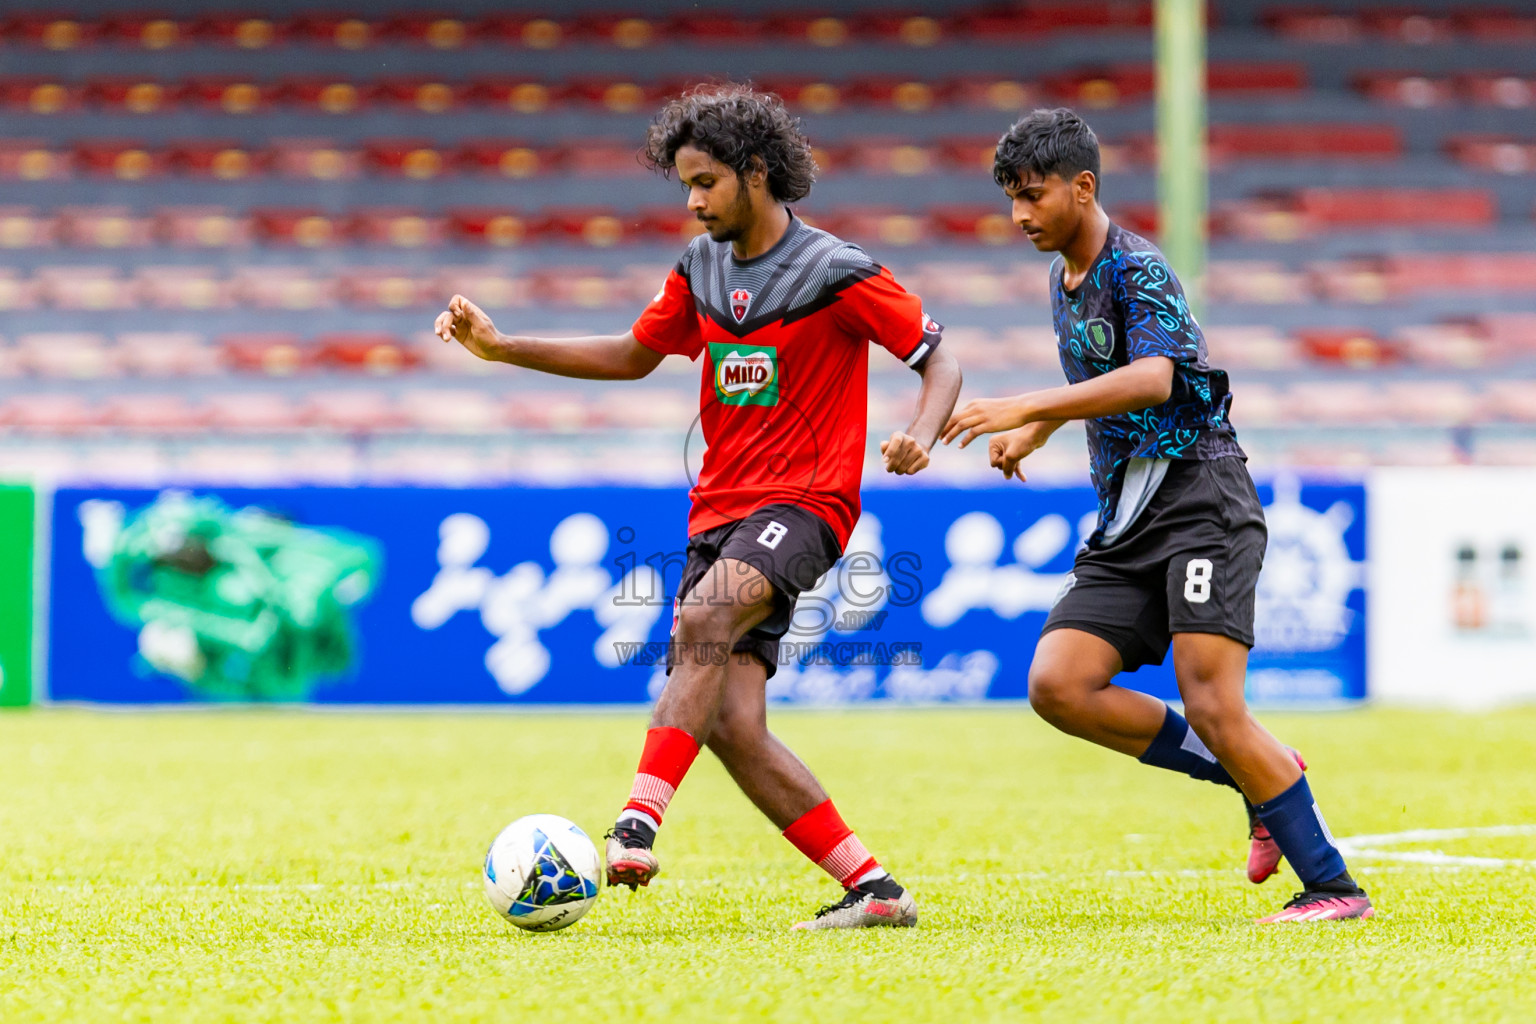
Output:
[674, 597, 748, 643]
[1028, 668, 1085, 725]
[1182, 698, 1244, 758]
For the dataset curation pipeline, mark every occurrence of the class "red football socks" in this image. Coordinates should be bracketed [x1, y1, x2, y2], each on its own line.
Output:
[783, 799, 881, 888]
[621, 726, 700, 826]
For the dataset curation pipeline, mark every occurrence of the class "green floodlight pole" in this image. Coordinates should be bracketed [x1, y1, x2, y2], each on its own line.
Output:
[1155, 0, 1207, 316]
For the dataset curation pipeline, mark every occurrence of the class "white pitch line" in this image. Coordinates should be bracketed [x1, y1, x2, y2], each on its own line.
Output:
[1337, 824, 1536, 869]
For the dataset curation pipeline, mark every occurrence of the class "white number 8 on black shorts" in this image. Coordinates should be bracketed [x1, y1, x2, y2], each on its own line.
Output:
[1042, 457, 1266, 672]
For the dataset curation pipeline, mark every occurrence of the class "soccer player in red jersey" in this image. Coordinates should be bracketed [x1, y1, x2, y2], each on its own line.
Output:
[435, 84, 962, 929]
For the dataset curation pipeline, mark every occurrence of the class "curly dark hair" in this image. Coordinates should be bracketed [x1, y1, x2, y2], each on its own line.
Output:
[642, 83, 817, 203]
[993, 107, 1102, 196]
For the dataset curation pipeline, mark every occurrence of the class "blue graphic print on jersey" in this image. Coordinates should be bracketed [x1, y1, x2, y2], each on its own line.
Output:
[1050, 223, 1244, 544]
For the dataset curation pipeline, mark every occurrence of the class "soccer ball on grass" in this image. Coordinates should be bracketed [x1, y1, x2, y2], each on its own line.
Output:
[482, 814, 602, 932]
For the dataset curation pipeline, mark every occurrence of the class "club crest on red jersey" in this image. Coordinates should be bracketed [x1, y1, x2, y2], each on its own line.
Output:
[730, 288, 753, 323]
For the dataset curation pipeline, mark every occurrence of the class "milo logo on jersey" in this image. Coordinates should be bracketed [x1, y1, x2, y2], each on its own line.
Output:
[710, 342, 779, 407]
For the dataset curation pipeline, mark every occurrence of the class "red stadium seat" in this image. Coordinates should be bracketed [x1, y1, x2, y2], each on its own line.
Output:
[219, 332, 315, 375]
[1486, 382, 1536, 423]
[383, 14, 471, 49]
[536, 208, 629, 247]
[230, 267, 336, 310]
[167, 139, 267, 179]
[471, 78, 559, 114]
[929, 205, 1018, 245]
[363, 138, 450, 179]
[154, 206, 253, 248]
[346, 208, 445, 248]
[811, 207, 931, 247]
[504, 391, 593, 430]
[1297, 189, 1496, 229]
[666, 13, 763, 43]
[1288, 381, 1392, 425]
[0, 205, 56, 247]
[1354, 73, 1456, 108]
[1362, 12, 1456, 44]
[16, 331, 120, 377]
[1381, 382, 1479, 425]
[857, 13, 946, 46]
[134, 266, 231, 311]
[101, 15, 186, 49]
[573, 14, 659, 48]
[446, 208, 531, 247]
[34, 265, 136, 309]
[84, 77, 179, 115]
[372, 77, 469, 114]
[399, 390, 504, 432]
[1478, 314, 1536, 355]
[755, 78, 845, 114]
[1446, 135, 1536, 175]
[117, 332, 222, 376]
[764, 14, 854, 48]
[1460, 74, 1536, 109]
[288, 14, 374, 48]
[430, 268, 529, 311]
[524, 266, 632, 310]
[207, 393, 309, 433]
[103, 394, 212, 433]
[1460, 12, 1536, 42]
[0, 267, 40, 310]
[563, 79, 677, 115]
[1209, 123, 1401, 161]
[6, 17, 100, 50]
[196, 15, 288, 48]
[844, 78, 951, 112]
[456, 138, 554, 178]
[267, 139, 361, 180]
[632, 207, 706, 245]
[250, 207, 344, 247]
[280, 77, 371, 115]
[0, 78, 83, 114]
[0, 140, 68, 180]
[561, 140, 645, 176]
[70, 140, 165, 180]
[1206, 263, 1308, 305]
[336, 266, 433, 314]
[1203, 326, 1300, 370]
[305, 390, 407, 433]
[315, 332, 423, 373]
[1, 394, 102, 432]
[1395, 322, 1492, 368]
[476, 15, 567, 49]
[181, 76, 276, 114]
[1296, 328, 1403, 368]
[594, 389, 696, 430]
[833, 139, 940, 176]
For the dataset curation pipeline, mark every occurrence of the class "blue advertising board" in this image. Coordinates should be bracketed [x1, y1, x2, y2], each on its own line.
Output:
[47, 478, 1365, 705]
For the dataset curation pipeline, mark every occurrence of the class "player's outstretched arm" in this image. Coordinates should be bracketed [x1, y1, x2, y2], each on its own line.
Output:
[881, 344, 962, 475]
[941, 356, 1174, 448]
[433, 294, 665, 381]
[988, 420, 1066, 482]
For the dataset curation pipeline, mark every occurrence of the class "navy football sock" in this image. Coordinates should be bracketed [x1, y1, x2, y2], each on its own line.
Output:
[1252, 775, 1349, 887]
[1137, 704, 1240, 790]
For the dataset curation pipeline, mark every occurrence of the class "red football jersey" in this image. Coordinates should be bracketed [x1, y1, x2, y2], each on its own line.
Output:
[631, 216, 940, 547]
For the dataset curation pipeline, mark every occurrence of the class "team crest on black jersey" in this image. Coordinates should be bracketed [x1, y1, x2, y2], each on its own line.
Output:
[730, 288, 753, 323]
[1084, 317, 1116, 360]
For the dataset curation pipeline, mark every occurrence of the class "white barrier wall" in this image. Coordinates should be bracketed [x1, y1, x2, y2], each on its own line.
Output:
[1369, 468, 1536, 708]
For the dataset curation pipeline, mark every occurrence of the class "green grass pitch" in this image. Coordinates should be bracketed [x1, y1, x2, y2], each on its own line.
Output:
[3, 706, 1534, 1022]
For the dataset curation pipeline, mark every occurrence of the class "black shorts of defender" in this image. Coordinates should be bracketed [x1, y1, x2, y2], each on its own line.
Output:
[1042, 457, 1267, 673]
[666, 503, 842, 680]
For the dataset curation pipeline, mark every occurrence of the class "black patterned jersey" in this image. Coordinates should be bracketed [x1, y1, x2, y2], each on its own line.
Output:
[1049, 222, 1244, 544]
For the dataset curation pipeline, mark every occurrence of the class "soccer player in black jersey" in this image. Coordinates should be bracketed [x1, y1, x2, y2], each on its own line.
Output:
[942, 109, 1372, 923]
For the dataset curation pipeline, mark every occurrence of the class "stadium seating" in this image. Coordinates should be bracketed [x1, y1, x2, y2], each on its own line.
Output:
[0, 0, 1531, 472]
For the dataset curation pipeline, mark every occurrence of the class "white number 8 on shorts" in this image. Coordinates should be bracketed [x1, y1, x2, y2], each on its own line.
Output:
[1184, 558, 1213, 604]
